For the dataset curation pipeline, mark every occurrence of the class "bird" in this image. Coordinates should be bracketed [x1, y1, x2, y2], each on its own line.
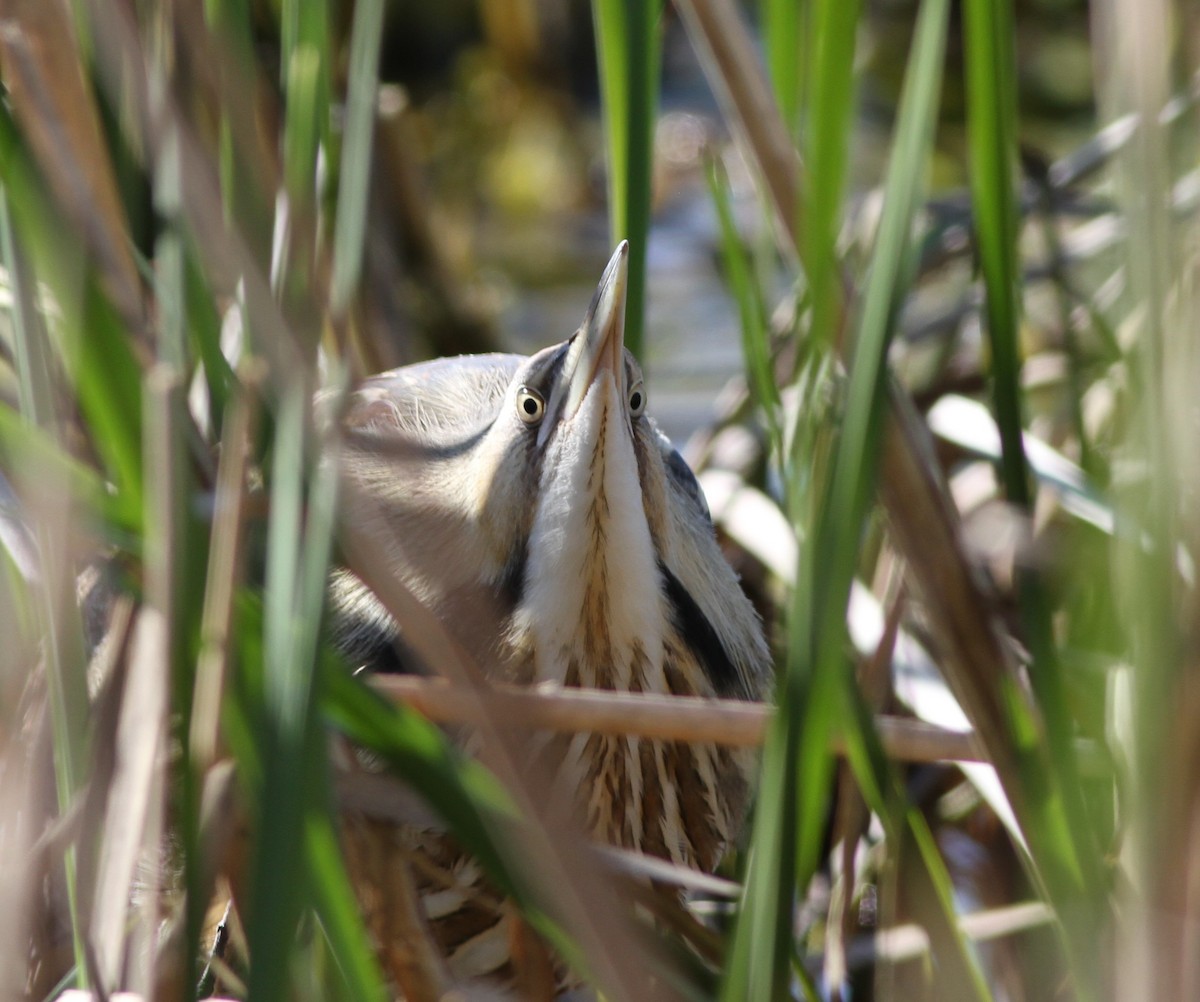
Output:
[329, 242, 771, 995]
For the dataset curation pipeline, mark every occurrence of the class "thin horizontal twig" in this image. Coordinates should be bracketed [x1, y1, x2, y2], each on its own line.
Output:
[819, 900, 1056, 973]
[370, 675, 984, 763]
[596, 844, 742, 900]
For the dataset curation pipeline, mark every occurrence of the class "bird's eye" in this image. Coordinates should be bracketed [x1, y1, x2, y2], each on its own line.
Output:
[628, 383, 646, 417]
[516, 386, 546, 424]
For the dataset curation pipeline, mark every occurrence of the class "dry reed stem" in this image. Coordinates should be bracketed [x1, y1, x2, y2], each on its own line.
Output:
[671, 0, 803, 249]
[817, 900, 1055, 973]
[371, 674, 984, 763]
[190, 369, 261, 773]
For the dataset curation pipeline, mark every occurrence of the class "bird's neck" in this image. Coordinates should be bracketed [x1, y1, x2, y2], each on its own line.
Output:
[514, 384, 665, 691]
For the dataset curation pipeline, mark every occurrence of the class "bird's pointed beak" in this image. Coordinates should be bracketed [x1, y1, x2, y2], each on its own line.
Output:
[547, 242, 629, 437]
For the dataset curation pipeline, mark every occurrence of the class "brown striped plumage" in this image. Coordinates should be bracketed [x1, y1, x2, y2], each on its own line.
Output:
[331, 244, 770, 996]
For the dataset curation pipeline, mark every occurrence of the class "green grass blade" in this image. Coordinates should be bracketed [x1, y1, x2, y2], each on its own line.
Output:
[963, 0, 1025, 507]
[839, 683, 994, 1002]
[74, 285, 147, 520]
[246, 381, 338, 1001]
[0, 193, 56, 430]
[802, 0, 861, 353]
[283, 46, 324, 213]
[0, 104, 144, 523]
[706, 156, 782, 444]
[317, 660, 585, 972]
[720, 696, 798, 998]
[591, 0, 660, 360]
[963, 4, 1105, 988]
[318, 666, 519, 852]
[230, 578, 584, 981]
[281, 0, 332, 132]
[305, 805, 388, 1002]
[246, 386, 310, 1000]
[0, 407, 136, 540]
[803, 0, 949, 885]
[723, 1, 951, 996]
[759, 0, 803, 136]
[330, 0, 385, 318]
[904, 806, 995, 1000]
[184, 244, 235, 433]
[724, 1, 950, 993]
[794, 0, 950, 926]
[205, 0, 275, 265]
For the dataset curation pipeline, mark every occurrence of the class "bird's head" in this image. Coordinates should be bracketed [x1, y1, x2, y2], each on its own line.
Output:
[337, 243, 768, 701]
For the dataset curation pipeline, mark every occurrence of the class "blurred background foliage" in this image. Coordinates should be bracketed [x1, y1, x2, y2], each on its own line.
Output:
[1, 0, 1199, 999]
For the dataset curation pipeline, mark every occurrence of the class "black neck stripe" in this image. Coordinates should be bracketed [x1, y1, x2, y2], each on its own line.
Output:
[658, 560, 741, 697]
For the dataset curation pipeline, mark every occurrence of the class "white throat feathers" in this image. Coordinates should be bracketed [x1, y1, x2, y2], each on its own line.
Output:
[515, 372, 665, 691]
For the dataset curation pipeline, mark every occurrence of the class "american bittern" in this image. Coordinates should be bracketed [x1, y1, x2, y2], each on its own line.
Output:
[331, 243, 771, 996]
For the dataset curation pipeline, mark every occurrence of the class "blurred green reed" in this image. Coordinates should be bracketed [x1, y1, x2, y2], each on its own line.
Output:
[718, 1, 979, 996]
